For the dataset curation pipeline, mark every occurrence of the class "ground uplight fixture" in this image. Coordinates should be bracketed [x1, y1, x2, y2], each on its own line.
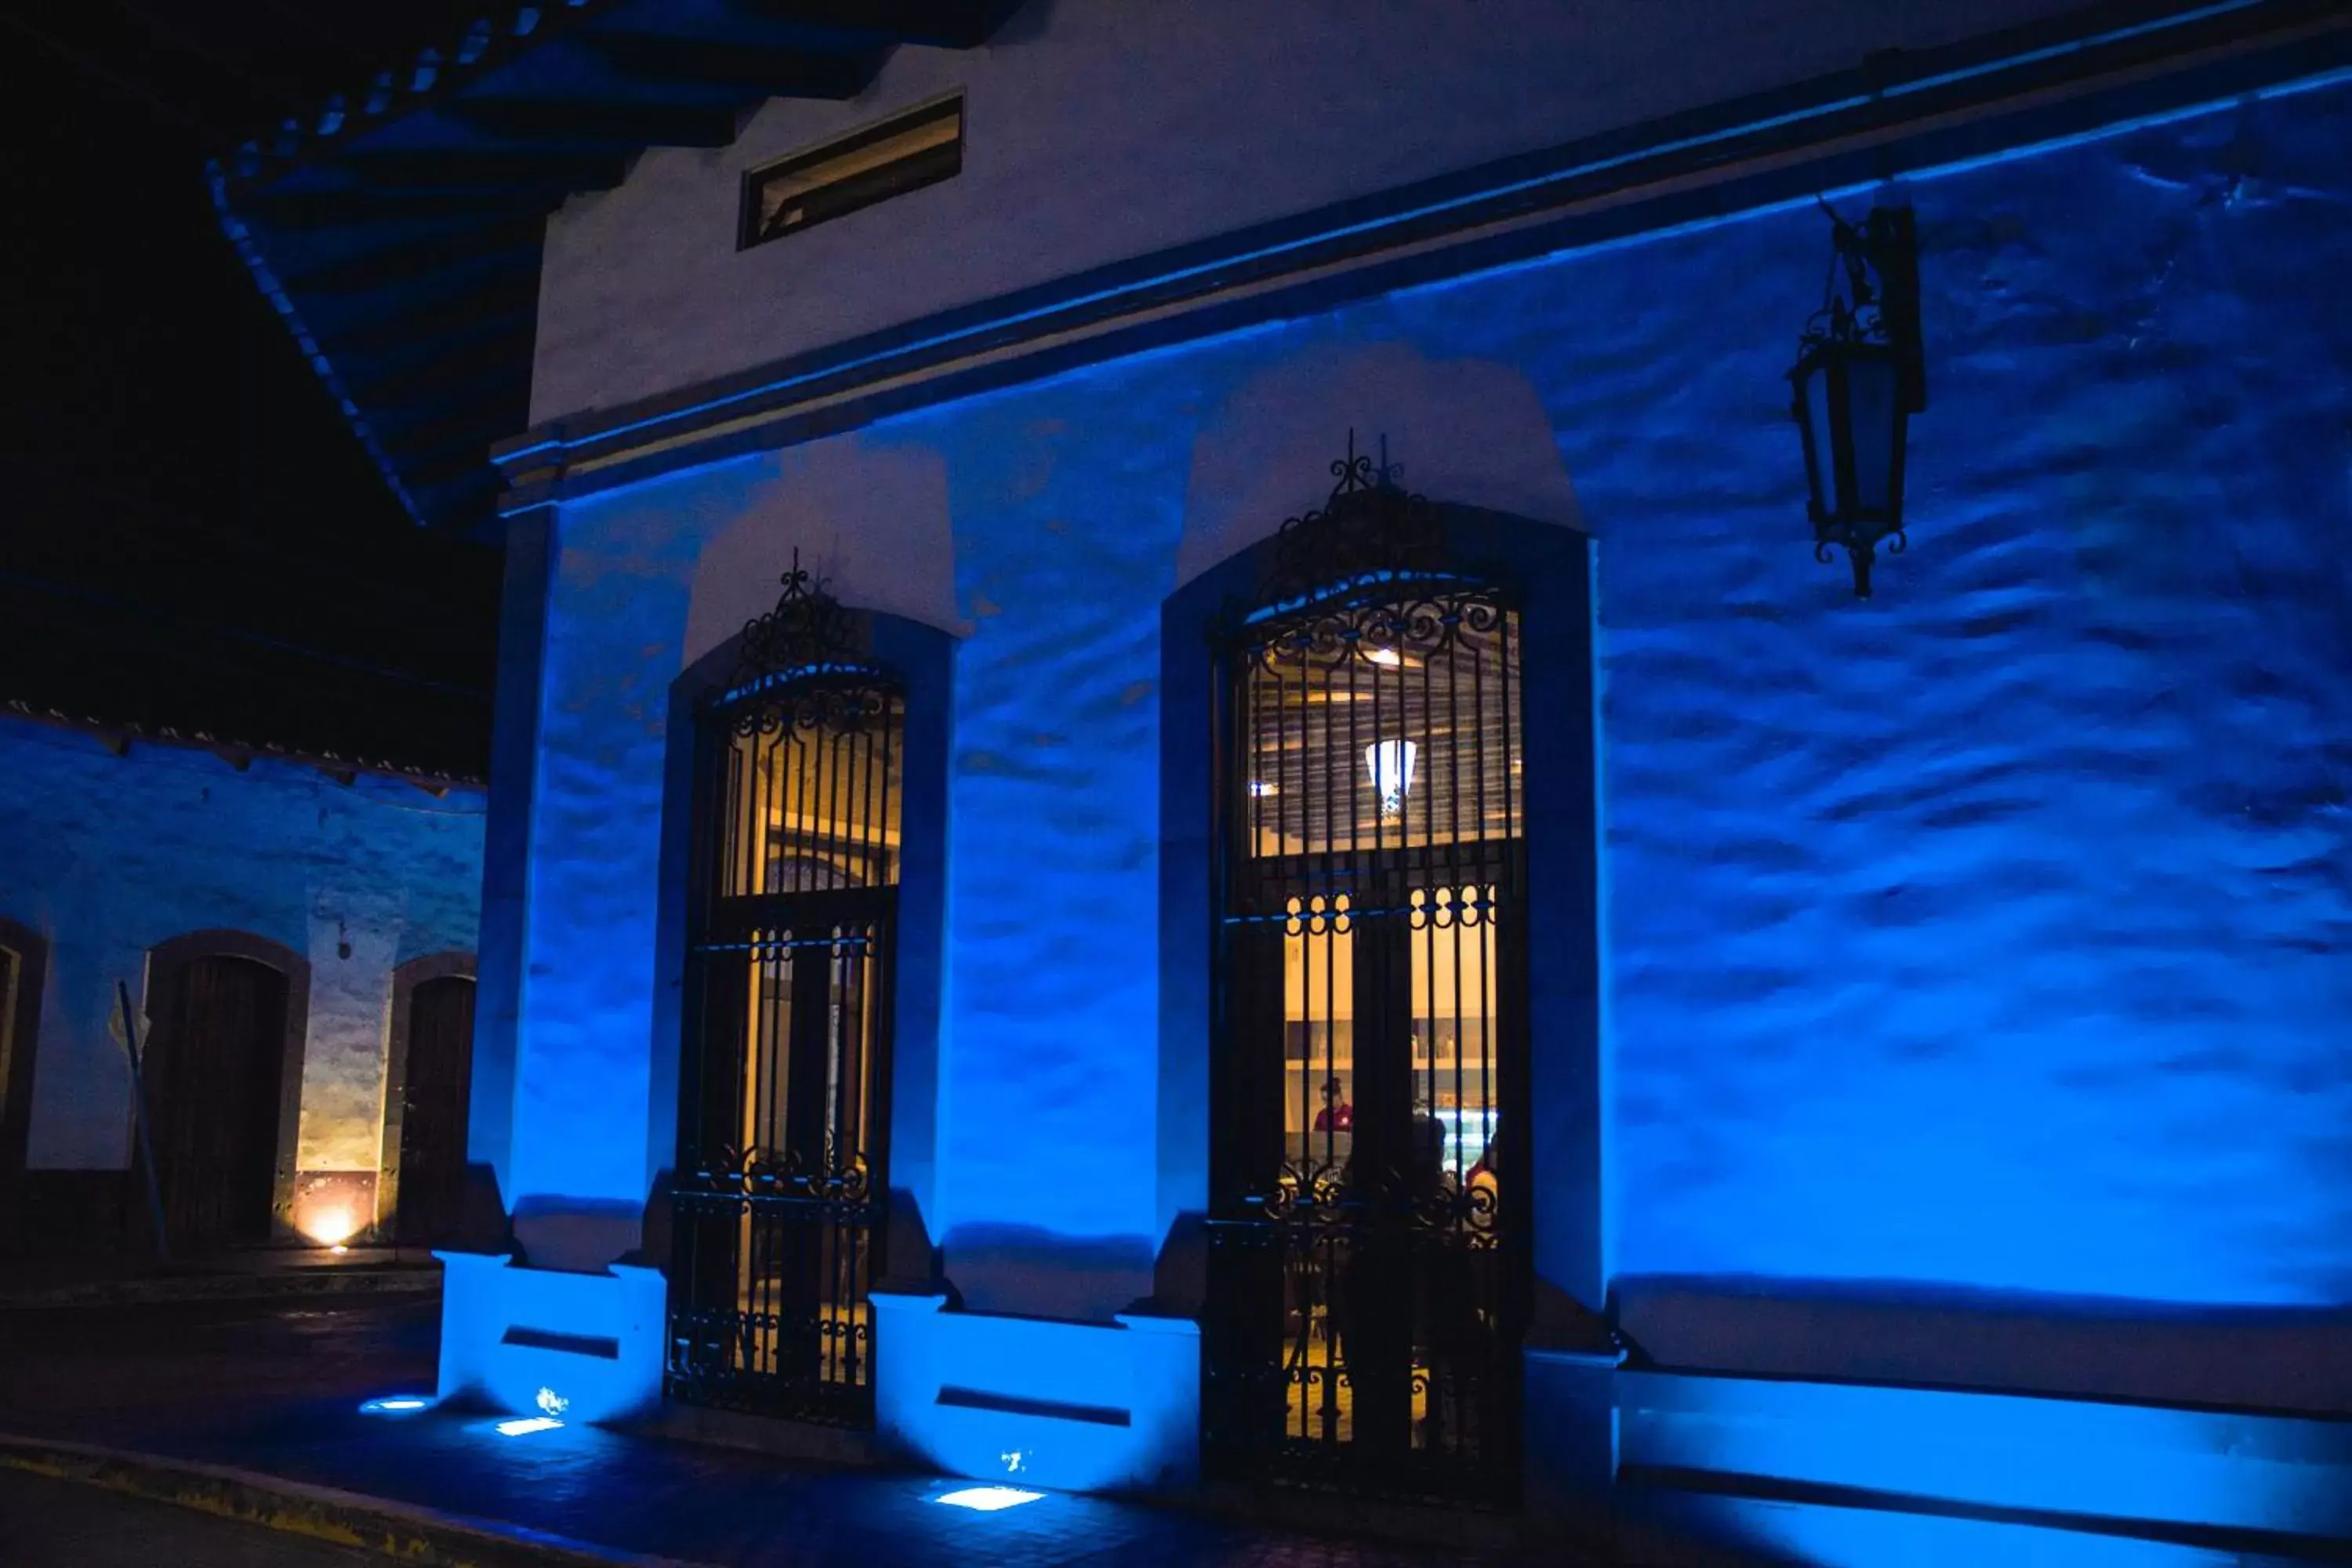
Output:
[935, 1486, 1044, 1512]
[1789, 200, 1928, 597]
[492, 1416, 564, 1437]
[358, 1396, 432, 1414]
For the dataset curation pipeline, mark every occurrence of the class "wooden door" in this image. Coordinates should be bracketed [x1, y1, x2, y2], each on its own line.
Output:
[152, 956, 288, 1251]
[394, 976, 474, 1247]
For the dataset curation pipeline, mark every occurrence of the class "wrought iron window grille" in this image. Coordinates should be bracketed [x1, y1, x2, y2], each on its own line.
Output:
[1204, 436, 1530, 1507]
[718, 553, 891, 734]
[671, 553, 902, 1428]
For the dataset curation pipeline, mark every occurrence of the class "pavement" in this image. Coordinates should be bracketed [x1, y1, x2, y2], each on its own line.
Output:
[0, 1467, 381, 1567]
[0, 1246, 441, 1309]
[0, 1294, 1566, 1567]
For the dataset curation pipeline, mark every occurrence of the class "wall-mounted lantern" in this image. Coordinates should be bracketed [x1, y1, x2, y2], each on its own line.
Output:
[1790, 201, 1928, 597]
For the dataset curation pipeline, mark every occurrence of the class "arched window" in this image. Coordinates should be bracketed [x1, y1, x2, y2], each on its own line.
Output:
[1204, 441, 1528, 1504]
[670, 557, 902, 1427]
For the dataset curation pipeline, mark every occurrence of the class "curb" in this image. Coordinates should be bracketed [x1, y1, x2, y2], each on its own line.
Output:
[0, 1268, 441, 1312]
[0, 1433, 716, 1568]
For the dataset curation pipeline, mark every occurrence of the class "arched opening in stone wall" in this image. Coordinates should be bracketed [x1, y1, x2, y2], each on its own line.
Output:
[383, 952, 477, 1249]
[143, 931, 309, 1253]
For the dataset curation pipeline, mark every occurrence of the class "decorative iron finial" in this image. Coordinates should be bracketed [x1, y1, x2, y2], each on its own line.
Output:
[1327, 428, 1403, 499]
[728, 550, 859, 694]
[1257, 431, 1444, 613]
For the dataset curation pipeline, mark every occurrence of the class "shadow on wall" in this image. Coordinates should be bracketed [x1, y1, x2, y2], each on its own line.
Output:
[1613, 1272, 2352, 1415]
[681, 437, 967, 674]
[940, 1222, 1159, 1320]
[1176, 339, 1584, 590]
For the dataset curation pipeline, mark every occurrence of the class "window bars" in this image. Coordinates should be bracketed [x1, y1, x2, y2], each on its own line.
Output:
[1205, 439, 1530, 1505]
[670, 558, 901, 1427]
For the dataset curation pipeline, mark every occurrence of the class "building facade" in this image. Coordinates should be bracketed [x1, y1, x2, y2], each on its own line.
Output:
[215, 0, 2352, 1558]
[0, 710, 485, 1257]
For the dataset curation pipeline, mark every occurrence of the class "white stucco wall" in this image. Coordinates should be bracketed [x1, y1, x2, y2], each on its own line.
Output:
[531, 0, 2085, 423]
[508, 75, 2352, 1345]
[0, 720, 484, 1175]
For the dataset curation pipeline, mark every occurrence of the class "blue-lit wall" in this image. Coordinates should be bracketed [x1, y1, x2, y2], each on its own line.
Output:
[509, 76, 2352, 1409]
[0, 719, 483, 1198]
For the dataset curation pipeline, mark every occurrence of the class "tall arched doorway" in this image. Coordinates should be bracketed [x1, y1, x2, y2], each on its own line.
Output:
[669, 558, 902, 1426]
[1203, 446, 1530, 1504]
[145, 942, 306, 1252]
[383, 956, 477, 1248]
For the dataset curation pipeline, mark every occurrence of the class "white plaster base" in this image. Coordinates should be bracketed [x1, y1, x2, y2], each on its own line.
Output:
[434, 1250, 667, 1426]
[1619, 1369, 2352, 1548]
[869, 1290, 1200, 1494]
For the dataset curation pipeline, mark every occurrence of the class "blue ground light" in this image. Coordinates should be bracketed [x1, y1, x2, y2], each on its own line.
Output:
[934, 1486, 1046, 1512]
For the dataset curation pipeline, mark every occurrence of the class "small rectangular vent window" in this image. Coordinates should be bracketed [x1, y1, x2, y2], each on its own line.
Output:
[740, 94, 963, 249]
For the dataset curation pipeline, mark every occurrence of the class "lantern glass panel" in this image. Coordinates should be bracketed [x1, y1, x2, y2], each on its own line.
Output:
[1795, 353, 1835, 516]
[1844, 352, 1900, 521]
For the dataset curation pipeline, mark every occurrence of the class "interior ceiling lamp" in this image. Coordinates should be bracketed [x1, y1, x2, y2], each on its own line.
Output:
[1366, 739, 1417, 819]
[1789, 200, 1928, 598]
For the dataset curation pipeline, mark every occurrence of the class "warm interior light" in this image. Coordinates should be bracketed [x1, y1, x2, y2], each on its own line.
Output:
[1249, 779, 1278, 798]
[1365, 739, 1417, 818]
[299, 1207, 360, 1248]
[492, 1417, 563, 1437]
[936, 1486, 1044, 1512]
[1365, 646, 1402, 666]
[358, 1396, 431, 1414]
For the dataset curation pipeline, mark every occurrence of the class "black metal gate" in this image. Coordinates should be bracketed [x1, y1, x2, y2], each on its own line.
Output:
[1203, 444, 1528, 1504]
[670, 561, 898, 1426]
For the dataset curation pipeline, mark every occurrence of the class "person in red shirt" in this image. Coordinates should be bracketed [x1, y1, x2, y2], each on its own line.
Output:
[1312, 1076, 1353, 1132]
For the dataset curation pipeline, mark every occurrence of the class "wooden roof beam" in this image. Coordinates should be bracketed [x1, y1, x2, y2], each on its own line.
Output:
[232, 188, 550, 231]
[366, 384, 534, 456]
[380, 404, 527, 468]
[735, 0, 1016, 50]
[340, 148, 630, 198]
[274, 216, 548, 294]
[447, 97, 743, 151]
[327, 275, 540, 358]
[342, 324, 537, 404]
[576, 32, 878, 99]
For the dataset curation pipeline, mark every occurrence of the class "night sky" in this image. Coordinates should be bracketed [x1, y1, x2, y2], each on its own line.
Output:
[0, 3, 508, 777]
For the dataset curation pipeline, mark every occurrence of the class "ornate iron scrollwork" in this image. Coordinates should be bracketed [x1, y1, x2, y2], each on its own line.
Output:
[1255, 431, 1446, 614]
[721, 551, 886, 733]
[1204, 435, 1528, 1507]
[1240, 434, 1503, 681]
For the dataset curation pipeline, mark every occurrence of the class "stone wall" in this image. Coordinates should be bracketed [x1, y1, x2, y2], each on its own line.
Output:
[509, 75, 2352, 1391]
[0, 718, 483, 1238]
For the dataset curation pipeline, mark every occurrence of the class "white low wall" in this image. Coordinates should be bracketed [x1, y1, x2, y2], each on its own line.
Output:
[870, 1291, 1200, 1494]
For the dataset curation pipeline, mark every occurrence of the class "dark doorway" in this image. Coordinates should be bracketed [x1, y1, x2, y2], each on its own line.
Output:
[394, 976, 475, 1247]
[149, 955, 290, 1251]
[0, 919, 49, 1252]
